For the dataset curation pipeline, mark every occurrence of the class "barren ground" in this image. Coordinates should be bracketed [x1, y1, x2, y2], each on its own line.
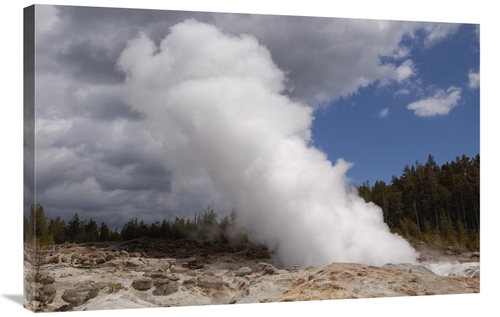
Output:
[23, 238, 479, 313]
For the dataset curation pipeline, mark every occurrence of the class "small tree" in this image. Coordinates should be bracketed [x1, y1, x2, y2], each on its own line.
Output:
[48, 216, 66, 244]
[84, 218, 99, 242]
[160, 219, 171, 239]
[99, 222, 110, 242]
[66, 213, 82, 243]
[28, 204, 52, 245]
[121, 218, 139, 241]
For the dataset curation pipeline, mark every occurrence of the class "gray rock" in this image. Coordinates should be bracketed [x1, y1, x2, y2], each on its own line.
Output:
[170, 267, 189, 274]
[125, 259, 143, 268]
[152, 280, 179, 296]
[153, 279, 169, 286]
[235, 267, 253, 277]
[167, 275, 180, 281]
[105, 252, 115, 261]
[77, 254, 89, 264]
[74, 280, 99, 291]
[132, 277, 153, 291]
[198, 275, 224, 290]
[36, 284, 56, 304]
[148, 272, 168, 279]
[256, 262, 277, 275]
[42, 255, 60, 265]
[82, 260, 93, 266]
[60, 255, 71, 263]
[61, 281, 100, 307]
[36, 274, 55, 284]
[182, 278, 197, 288]
[155, 260, 171, 271]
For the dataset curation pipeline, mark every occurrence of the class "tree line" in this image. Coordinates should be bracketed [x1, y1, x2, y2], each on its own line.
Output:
[357, 154, 479, 251]
[24, 153, 480, 251]
[24, 204, 241, 246]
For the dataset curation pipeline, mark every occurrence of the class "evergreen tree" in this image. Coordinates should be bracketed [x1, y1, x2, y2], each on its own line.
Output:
[84, 218, 99, 242]
[28, 204, 52, 245]
[99, 222, 110, 242]
[48, 216, 66, 244]
[358, 154, 479, 251]
[66, 213, 82, 243]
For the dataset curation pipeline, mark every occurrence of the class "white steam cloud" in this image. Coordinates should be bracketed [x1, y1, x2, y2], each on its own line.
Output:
[117, 19, 419, 268]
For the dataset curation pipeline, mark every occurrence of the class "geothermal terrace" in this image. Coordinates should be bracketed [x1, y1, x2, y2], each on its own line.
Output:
[24, 238, 479, 312]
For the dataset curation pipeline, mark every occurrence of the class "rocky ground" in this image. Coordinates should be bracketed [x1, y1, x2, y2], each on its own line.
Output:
[23, 238, 480, 313]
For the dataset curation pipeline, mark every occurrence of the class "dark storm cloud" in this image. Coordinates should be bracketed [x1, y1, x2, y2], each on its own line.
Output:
[55, 5, 206, 45]
[56, 38, 125, 84]
[94, 163, 172, 192]
[37, 6, 212, 85]
[85, 98, 143, 121]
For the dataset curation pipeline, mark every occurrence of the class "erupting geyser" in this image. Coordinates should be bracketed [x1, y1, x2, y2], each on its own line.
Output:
[117, 19, 419, 268]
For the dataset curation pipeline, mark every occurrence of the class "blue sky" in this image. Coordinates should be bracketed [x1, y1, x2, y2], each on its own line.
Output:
[312, 23, 479, 186]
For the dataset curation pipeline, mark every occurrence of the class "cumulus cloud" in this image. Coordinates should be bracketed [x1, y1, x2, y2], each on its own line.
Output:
[407, 86, 462, 117]
[468, 70, 479, 89]
[212, 15, 439, 106]
[379, 108, 389, 118]
[421, 22, 460, 47]
[394, 60, 416, 82]
[394, 88, 411, 97]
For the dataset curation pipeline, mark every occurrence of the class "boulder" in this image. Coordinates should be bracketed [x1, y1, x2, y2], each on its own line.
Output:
[182, 278, 197, 288]
[61, 290, 88, 306]
[125, 259, 143, 268]
[235, 267, 253, 277]
[155, 259, 171, 271]
[61, 281, 100, 307]
[152, 280, 179, 296]
[36, 284, 56, 304]
[167, 275, 180, 281]
[170, 267, 189, 274]
[256, 262, 277, 275]
[198, 275, 224, 290]
[60, 255, 71, 263]
[132, 277, 153, 291]
[36, 274, 55, 284]
[82, 260, 93, 266]
[148, 272, 168, 279]
[105, 252, 115, 261]
[43, 255, 60, 265]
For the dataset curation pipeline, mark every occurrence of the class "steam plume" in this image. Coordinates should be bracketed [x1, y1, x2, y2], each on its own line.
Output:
[117, 19, 419, 268]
